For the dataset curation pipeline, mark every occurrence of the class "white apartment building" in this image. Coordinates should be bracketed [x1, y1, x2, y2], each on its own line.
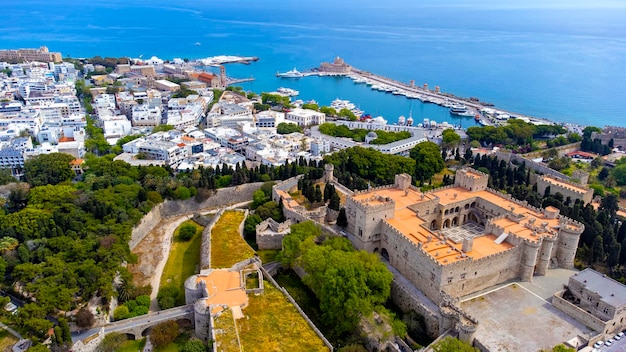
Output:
[285, 108, 325, 127]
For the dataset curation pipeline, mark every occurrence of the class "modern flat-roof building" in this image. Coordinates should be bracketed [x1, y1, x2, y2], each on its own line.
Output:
[154, 79, 180, 92]
[554, 268, 626, 338]
[285, 108, 325, 127]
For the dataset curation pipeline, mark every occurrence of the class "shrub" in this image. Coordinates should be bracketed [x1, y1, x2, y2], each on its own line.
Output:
[75, 307, 95, 328]
[157, 286, 180, 309]
[150, 320, 180, 347]
[178, 224, 197, 241]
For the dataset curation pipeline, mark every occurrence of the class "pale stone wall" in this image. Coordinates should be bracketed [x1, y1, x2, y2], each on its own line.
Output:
[552, 292, 606, 333]
[440, 247, 523, 297]
[537, 175, 593, 204]
[389, 279, 441, 337]
[256, 233, 285, 250]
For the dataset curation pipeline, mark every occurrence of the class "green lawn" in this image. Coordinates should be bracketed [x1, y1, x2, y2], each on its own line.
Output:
[257, 249, 280, 263]
[214, 280, 329, 352]
[211, 211, 255, 268]
[0, 329, 18, 351]
[160, 220, 204, 305]
[118, 338, 146, 352]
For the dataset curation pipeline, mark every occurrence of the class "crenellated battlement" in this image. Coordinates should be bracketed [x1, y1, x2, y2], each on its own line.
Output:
[352, 184, 396, 196]
[350, 194, 396, 213]
[540, 174, 591, 193]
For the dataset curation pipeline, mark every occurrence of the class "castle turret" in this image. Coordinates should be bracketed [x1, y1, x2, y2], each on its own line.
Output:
[519, 239, 541, 282]
[535, 236, 556, 276]
[324, 163, 334, 183]
[557, 218, 584, 269]
[458, 321, 478, 345]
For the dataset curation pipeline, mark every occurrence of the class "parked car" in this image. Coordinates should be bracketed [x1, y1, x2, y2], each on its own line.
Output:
[594, 341, 604, 348]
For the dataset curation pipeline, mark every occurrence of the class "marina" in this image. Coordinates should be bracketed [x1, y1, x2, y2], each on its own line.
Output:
[276, 58, 554, 127]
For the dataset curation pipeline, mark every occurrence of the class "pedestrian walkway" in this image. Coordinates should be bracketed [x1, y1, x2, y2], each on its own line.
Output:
[0, 321, 22, 339]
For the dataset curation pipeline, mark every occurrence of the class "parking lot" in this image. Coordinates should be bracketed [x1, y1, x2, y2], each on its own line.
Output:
[595, 333, 626, 352]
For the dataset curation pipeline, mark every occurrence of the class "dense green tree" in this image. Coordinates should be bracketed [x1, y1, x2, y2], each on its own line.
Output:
[150, 320, 180, 347]
[277, 122, 303, 134]
[152, 124, 175, 133]
[182, 339, 208, 352]
[75, 307, 95, 328]
[24, 153, 75, 187]
[157, 286, 180, 309]
[441, 129, 461, 152]
[178, 223, 197, 241]
[329, 192, 341, 211]
[97, 332, 127, 352]
[410, 142, 445, 182]
[337, 208, 347, 227]
[432, 336, 478, 352]
[320, 106, 337, 116]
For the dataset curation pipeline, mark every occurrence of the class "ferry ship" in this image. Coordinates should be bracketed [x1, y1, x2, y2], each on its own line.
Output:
[276, 68, 304, 78]
[449, 104, 474, 116]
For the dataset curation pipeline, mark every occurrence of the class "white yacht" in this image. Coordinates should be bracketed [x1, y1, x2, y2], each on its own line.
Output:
[276, 68, 304, 78]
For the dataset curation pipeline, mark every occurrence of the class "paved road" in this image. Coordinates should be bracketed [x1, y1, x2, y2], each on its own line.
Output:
[72, 305, 193, 342]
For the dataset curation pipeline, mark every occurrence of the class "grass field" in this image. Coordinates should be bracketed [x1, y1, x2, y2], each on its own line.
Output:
[257, 249, 280, 263]
[118, 338, 146, 352]
[0, 330, 18, 352]
[160, 220, 204, 305]
[214, 280, 329, 352]
[211, 211, 254, 268]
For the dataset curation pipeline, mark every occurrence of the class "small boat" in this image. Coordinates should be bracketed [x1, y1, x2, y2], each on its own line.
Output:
[194, 42, 201, 46]
[276, 68, 304, 78]
[398, 115, 406, 126]
[277, 87, 299, 96]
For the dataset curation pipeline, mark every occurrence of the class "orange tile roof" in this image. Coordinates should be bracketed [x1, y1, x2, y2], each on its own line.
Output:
[196, 270, 248, 315]
[70, 158, 84, 165]
[354, 184, 563, 265]
[59, 136, 74, 142]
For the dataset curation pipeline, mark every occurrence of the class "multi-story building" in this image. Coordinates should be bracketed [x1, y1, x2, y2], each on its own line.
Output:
[255, 110, 285, 129]
[0, 47, 62, 63]
[122, 133, 189, 167]
[131, 104, 162, 127]
[154, 79, 180, 92]
[554, 268, 626, 338]
[285, 108, 325, 127]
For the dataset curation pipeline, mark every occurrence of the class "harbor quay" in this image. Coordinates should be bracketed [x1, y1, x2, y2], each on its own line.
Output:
[294, 57, 554, 127]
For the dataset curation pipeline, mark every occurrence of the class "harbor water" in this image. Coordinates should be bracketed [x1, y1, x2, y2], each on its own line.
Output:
[3, 0, 626, 127]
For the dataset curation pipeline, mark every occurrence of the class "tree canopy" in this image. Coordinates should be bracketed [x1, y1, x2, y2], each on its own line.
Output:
[410, 141, 445, 182]
[24, 153, 75, 187]
[277, 122, 303, 134]
[432, 336, 478, 352]
[280, 221, 393, 336]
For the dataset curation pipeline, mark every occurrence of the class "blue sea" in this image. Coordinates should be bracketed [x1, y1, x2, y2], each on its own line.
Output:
[2, 0, 626, 127]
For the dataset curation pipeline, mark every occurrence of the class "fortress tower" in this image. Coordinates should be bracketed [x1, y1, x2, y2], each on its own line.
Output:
[324, 163, 334, 183]
[556, 218, 584, 268]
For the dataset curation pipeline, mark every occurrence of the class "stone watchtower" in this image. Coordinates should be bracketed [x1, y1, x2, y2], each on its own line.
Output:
[556, 218, 584, 268]
[454, 168, 488, 192]
[324, 163, 334, 183]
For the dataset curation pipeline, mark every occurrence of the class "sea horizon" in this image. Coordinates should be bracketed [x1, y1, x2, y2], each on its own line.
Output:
[2, 0, 626, 128]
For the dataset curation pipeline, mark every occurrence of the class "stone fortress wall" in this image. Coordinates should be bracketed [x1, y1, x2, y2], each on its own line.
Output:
[342, 168, 583, 344]
[536, 174, 594, 205]
[129, 182, 262, 250]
